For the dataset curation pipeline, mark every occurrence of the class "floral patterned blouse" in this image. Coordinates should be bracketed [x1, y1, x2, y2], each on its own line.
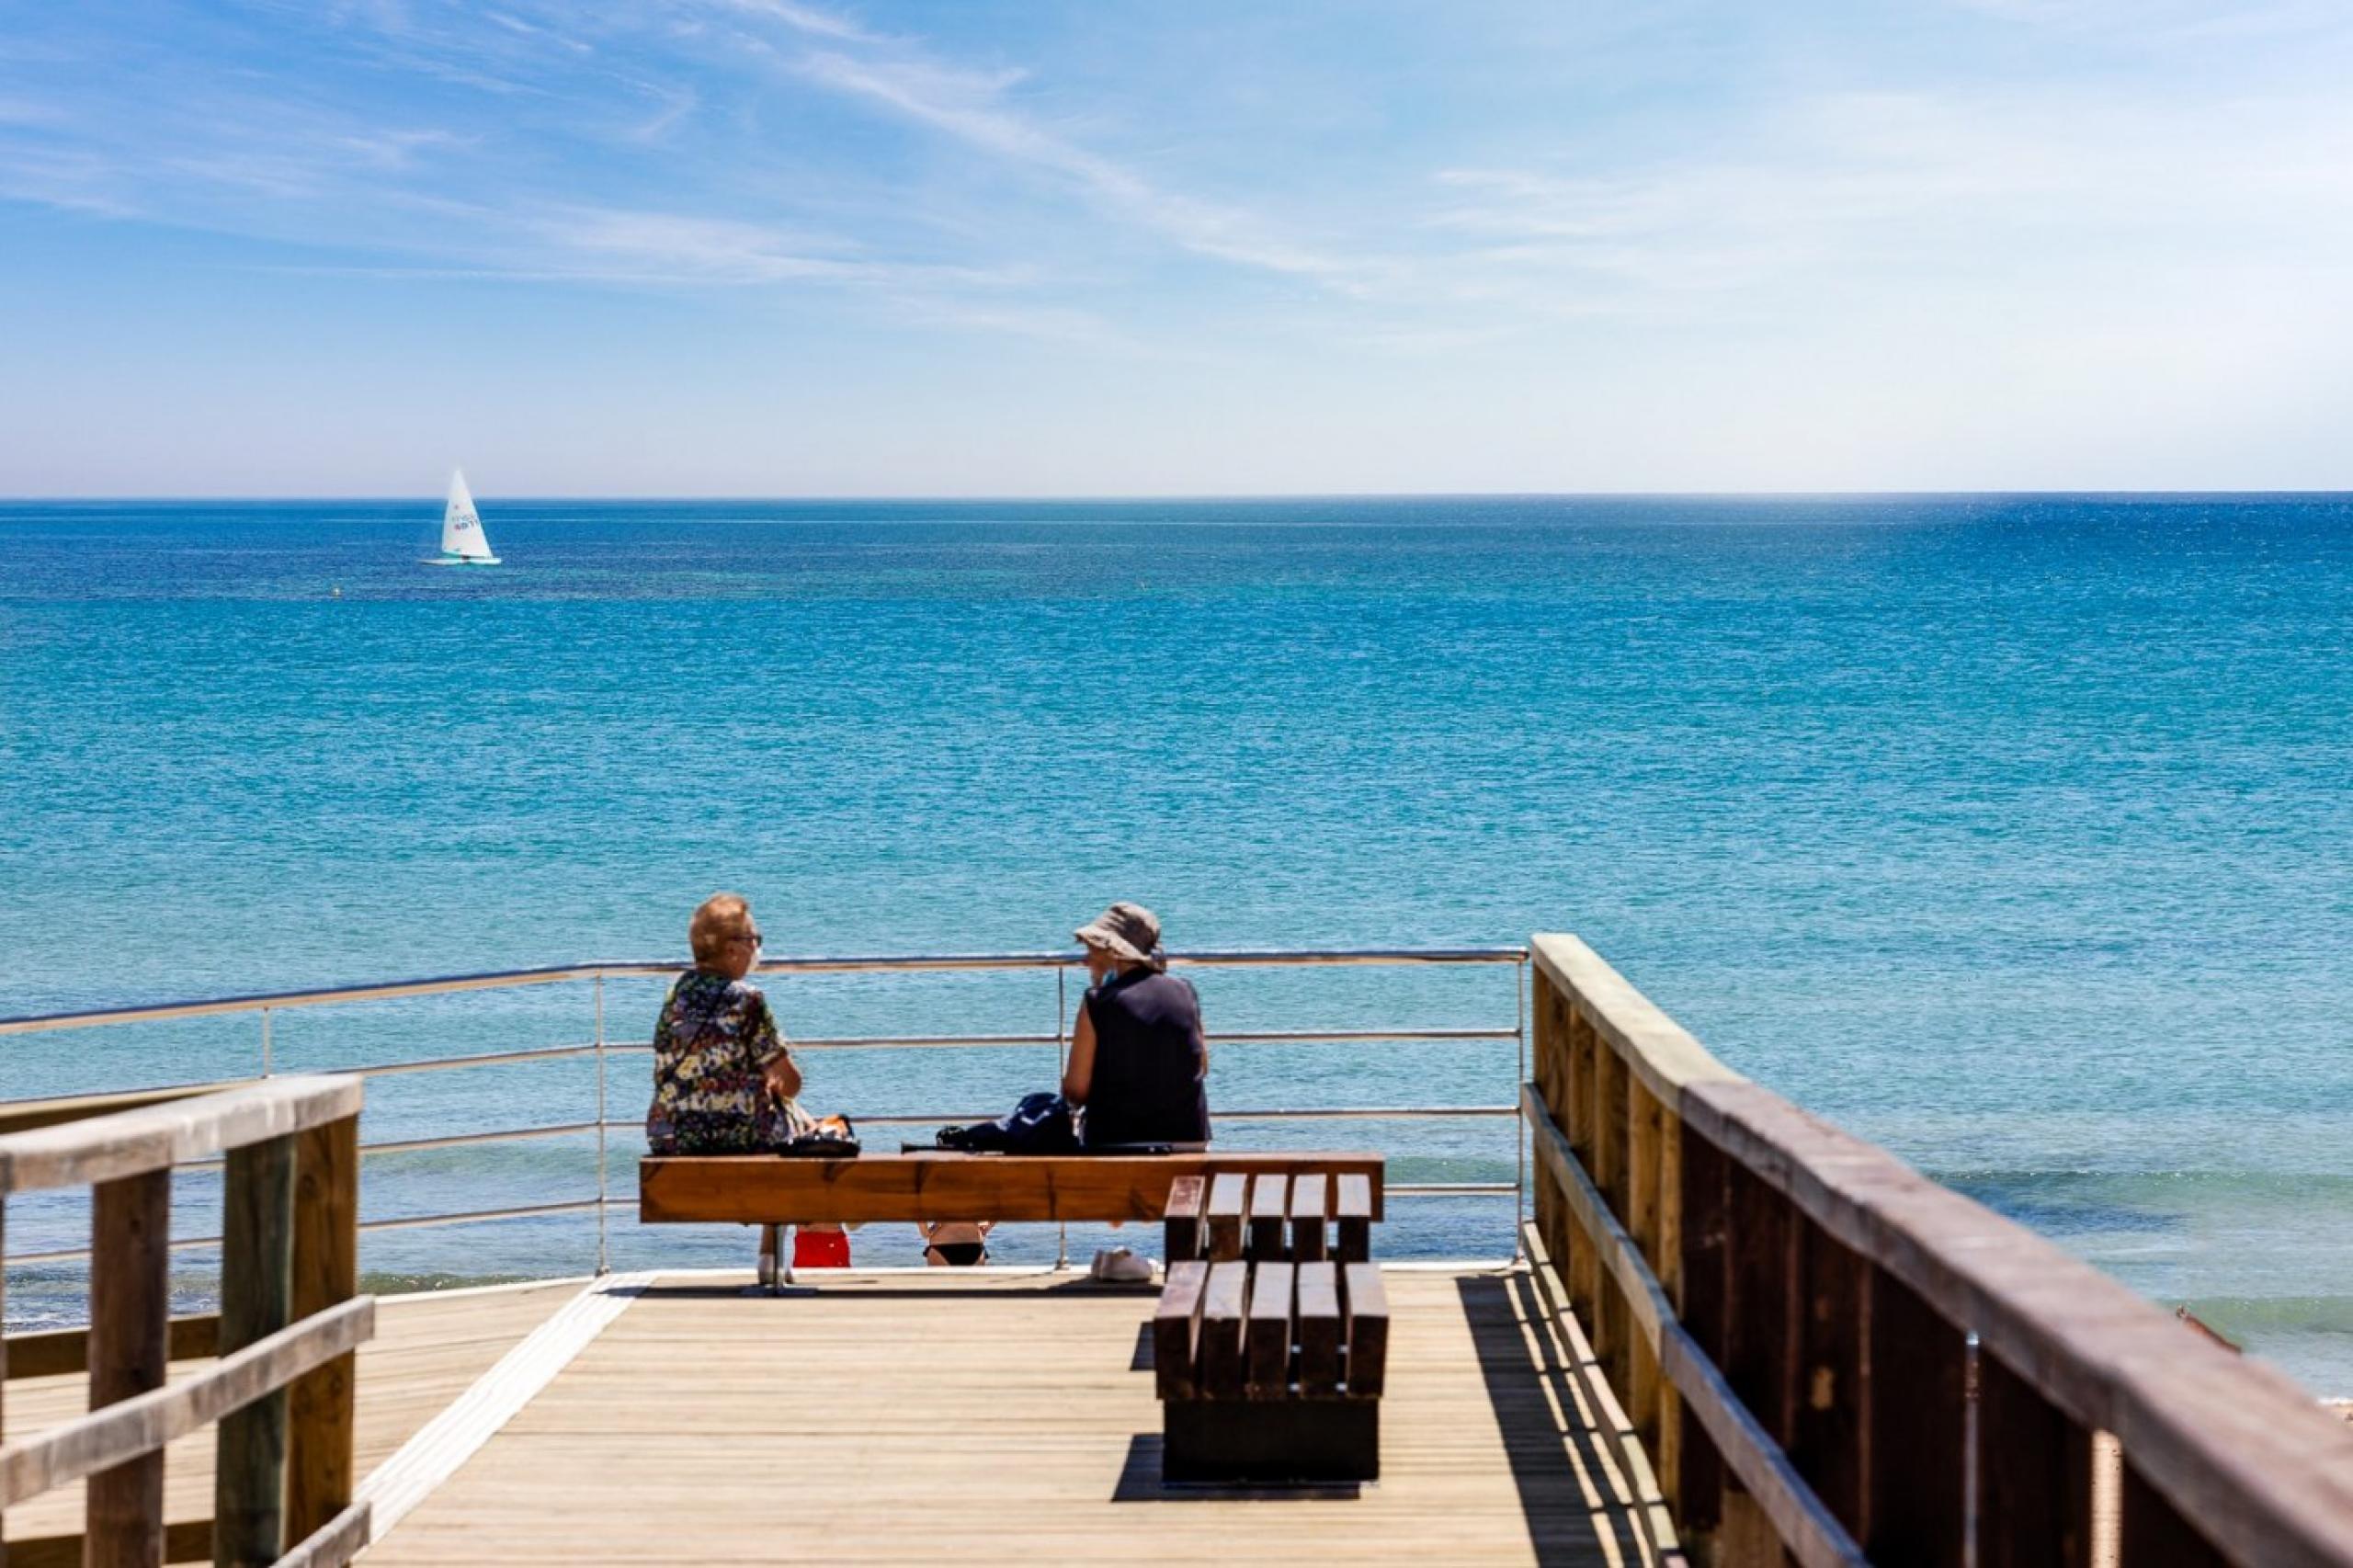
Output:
[645, 970, 813, 1153]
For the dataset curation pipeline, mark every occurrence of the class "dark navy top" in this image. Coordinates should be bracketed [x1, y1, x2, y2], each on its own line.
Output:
[1079, 969, 1211, 1148]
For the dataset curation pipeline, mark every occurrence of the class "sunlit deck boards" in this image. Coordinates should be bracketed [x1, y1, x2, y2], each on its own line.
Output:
[1, 1279, 583, 1548]
[358, 1268, 1643, 1566]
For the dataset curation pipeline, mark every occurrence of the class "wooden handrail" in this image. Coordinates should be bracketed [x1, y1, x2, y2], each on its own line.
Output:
[0, 1299, 375, 1507]
[1525, 931, 2353, 1568]
[0, 1075, 363, 1195]
[0, 1077, 372, 1568]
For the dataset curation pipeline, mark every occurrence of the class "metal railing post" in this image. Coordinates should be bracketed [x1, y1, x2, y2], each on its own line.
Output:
[1055, 965, 1069, 1272]
[261, 1005, 273, 1077]
[595, 971, 609, 1277]
[1515, 956, 1529, 1264]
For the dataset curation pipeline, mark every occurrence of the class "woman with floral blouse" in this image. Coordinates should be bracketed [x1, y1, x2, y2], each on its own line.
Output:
[644, 892, 817, 1154]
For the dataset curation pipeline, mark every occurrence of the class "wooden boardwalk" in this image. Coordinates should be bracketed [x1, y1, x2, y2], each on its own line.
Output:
[350, 1267, 1643, 1566]
[3, 1279, 581, 1550]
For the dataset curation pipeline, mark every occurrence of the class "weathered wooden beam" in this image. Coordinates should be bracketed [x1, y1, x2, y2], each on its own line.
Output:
[1205, 1173, 1247, 1262]
[1162, 1175, 1204, 1263]
[1863, 1268, 1965, 1567]
[1334, 1173, 1372, 1264]
[5, 1315, 222, 1381]
[1342, 1262, 1389, 1398]
[1153, 1260, 1208, 1401]
[285, 1114, 360, 1546]
[1791, 1215, 1871, 1538]
[273, 1498, 370, 1568]
[0, 1077, 361, 1197]
[1295, 1262, 1342, 1395]
[1289, 1172, 1328, 1262]
[1977, 1346, 2093, 1568]
[1197, 1262, 1247, 1399]
[1246, 1175, 1289, 1261]
[4, 1517, 212, 1567]
[1246, 1262, 1295, 1398]
[85, 1167, 172, 1568]
[2, 1298, 376, 1511]
[215, 1133, 296, 1566]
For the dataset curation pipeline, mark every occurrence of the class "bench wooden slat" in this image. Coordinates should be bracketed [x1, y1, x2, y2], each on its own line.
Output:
[1295, 1262, 1342, 1395]
[1290, 1174, 1328, 1262]
[1247, 1175, 1290, 1260]
[1335, 1173, 1373, 1263]
[1343, 1261, 1389, 1398]
[637, 1152, 1384, 1225]
[1246, 1262, 1295, 1399]
[1206, 1174, 1248, 1262]
[1154, 1261, 1210, 1401]
[1163, 1176, 1205, 1264]
[1199, 1262, 1249, 1399]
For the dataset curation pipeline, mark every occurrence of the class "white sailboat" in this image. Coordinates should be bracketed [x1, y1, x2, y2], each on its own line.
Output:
[423, 470, 501, 566]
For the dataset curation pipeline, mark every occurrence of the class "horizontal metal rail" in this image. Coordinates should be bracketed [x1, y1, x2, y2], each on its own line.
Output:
[3, 944, 1533, 1277]
[0, 948, 1529, 1037]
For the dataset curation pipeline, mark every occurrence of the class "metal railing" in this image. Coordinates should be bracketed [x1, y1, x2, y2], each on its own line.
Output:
[1, 947, 1529, 1276]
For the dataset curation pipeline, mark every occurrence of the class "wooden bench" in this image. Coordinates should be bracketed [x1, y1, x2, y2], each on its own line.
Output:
[639, 1151, 1386, 1288]
[1154, 1172, 1388, 1483]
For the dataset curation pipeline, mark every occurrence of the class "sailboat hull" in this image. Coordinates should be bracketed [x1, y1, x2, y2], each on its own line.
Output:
[421, 554, 502, 566]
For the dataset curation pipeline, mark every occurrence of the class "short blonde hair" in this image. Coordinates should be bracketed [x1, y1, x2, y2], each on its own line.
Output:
[689, 892, 755, 966]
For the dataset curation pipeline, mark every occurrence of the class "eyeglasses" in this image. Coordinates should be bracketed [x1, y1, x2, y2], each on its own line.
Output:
[734, 930, 764, 948]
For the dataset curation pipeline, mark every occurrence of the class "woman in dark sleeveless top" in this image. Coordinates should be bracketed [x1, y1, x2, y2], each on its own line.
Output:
[1062, 902, 1210, 1149]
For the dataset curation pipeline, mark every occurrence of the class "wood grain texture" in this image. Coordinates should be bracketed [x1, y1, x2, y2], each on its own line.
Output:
[1290, 1173, 1328, 1262]
[1154, 1261, 1209, 1402]
[215, 1134, 296, 1566]
[639, 1152, 1386, 1225]
[1207, 1172, 1247, 1262]
[358, 1270, 1643, 1566]
[3, 1300, 375, 1512]
[85, 1168, 172, 1568]
[285, 1114, 358, 1546]
[1199, 1262, 1249, 1399]
[0, 1078, 361, 1197]
[6, 1317, 222, 1382]
[1295, 1262, 1342, 1395]
[2, 1283, 580, 1550]
[1163, 1175, 1204, 1264]
[1248, 1175, 1290, 1261]
[1246, 1262, 1296, 1399]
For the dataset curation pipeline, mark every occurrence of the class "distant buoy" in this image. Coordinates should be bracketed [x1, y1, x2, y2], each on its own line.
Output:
[331, 585, 343, 599]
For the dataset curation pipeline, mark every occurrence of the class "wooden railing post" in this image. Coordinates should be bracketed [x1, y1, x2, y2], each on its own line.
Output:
[1863, 1269, 1966, 1566]
[1792, 1216, 1871, 1537]
[1677, 1127, 1730, 1559]
[87, 1169, 172, 1568]
[285, 1112, 360, 1543]
[215, 1132, 296, 1565]
[1978, 1348, 2094, 1568]
[2119, 1461, 2230, 1567]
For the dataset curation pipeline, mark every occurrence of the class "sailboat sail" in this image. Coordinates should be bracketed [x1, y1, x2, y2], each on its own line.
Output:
[441, 471, 495, 562]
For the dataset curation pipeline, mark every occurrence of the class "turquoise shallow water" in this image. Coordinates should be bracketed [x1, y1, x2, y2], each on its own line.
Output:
[2, 495, 2348, 1387]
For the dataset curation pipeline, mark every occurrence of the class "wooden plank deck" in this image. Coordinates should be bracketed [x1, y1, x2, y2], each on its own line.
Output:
[358, 1268, 1646, 1566]
[3, 1279, 583, 1548]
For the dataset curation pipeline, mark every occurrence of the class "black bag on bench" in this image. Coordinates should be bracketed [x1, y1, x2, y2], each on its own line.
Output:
[933, 1092, 1078, 1153]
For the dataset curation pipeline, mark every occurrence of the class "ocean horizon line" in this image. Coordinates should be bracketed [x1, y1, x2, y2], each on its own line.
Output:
[6, 486, 2353, 506]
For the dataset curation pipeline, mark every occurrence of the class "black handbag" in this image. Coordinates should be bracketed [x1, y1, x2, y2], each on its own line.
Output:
[777, 1113, 861, 1157]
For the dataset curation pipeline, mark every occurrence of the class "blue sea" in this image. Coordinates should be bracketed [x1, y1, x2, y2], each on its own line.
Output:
[3, 495, 2348, 1391]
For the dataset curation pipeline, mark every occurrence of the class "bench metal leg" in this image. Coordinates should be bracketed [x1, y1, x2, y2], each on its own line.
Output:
[757, 1223, 794, 1295]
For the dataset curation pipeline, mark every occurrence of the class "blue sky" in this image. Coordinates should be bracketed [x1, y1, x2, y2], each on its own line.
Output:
[3, 0, 2350, 494]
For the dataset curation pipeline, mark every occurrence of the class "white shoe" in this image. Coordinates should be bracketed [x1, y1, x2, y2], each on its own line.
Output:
[1089, 1246, 1154, 1283]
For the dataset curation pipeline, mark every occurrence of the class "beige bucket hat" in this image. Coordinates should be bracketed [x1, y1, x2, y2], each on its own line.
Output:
[1074, 902, 1165, 970]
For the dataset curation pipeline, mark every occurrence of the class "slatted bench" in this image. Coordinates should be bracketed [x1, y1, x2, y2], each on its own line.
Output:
[638, 1151, 1386, 1289]
[1154, 1171, 1389, 1483]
